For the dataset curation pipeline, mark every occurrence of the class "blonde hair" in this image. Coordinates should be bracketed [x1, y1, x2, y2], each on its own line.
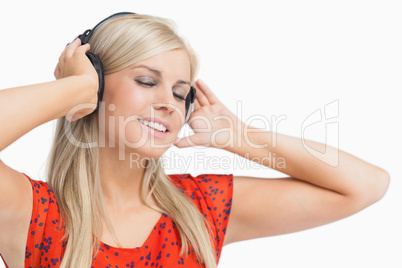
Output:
[46, 13, 217, 268]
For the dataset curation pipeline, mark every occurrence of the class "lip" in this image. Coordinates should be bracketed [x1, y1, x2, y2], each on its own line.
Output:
[138, 120, 169, 139]
[137, 116, 171, 132]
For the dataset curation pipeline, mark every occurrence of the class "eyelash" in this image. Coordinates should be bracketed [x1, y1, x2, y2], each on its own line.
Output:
[136, 80, 186, 101]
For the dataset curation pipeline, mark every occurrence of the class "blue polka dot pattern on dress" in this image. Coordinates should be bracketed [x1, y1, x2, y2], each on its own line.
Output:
[0, 173, 233, 268]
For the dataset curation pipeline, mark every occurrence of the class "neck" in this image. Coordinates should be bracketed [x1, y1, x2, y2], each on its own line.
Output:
[99, 146, 151, 210]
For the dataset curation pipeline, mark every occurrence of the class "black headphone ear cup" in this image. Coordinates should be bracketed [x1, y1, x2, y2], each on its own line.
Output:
[85, 52, 105, 114]
[185, 87, 196, 121]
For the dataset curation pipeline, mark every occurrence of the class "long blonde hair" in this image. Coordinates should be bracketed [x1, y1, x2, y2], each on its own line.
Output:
[46, 13, 217, 268]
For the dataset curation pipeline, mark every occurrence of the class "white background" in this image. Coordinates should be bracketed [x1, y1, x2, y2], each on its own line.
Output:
[0, 1, 401, 267]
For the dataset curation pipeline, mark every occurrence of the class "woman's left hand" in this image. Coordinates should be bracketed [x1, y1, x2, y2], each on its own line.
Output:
[174, 79, 244, 150]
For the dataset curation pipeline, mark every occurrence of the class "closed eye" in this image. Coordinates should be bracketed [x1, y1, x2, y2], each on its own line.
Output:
[173, 93, 186, 101]
[136, 80, 186, 101]
[136, 80, 156, 87]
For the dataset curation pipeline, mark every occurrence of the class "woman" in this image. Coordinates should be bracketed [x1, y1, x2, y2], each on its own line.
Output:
[0, 12, 390, 268]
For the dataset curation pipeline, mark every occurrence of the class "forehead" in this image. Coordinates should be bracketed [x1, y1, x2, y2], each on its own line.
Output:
[131, 49, 191, 80]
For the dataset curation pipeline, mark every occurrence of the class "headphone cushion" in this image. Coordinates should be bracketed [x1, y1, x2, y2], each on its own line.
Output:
[184, 86, 196, 122]
[85, 52, 105, 114]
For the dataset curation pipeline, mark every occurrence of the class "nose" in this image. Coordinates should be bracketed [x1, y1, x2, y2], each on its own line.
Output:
[152, 102, 176, 114]
[151, 85, 181, 115]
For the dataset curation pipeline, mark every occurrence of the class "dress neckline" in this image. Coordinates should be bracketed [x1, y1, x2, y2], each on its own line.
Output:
[100, 213, 166, 252]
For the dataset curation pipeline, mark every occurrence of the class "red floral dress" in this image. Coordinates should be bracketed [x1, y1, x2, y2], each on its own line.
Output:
[0, 172, 233, 268]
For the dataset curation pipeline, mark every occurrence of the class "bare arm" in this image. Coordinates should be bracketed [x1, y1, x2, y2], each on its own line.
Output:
[224, 128, 390, 245]
[227, 126, 390, 200]
[0, 39, 98, 152]
[0, 38, 98, 265]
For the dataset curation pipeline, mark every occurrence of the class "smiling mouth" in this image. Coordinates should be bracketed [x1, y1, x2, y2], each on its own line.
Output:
[137, 118, 170, 133]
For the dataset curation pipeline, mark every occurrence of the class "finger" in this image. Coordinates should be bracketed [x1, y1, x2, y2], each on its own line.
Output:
[195, 79, 220, 105]
[70, 43, 91, 64]
[64, 38, 83, 59]
[193, 82, 210, 106]
[174, 134, 204, 148]
[193, 98, 201, 110]
[54, 63, 60, 79]
[58, 47, 67, 65]
[58, 38, 77, 63]
[74, 43, 90, 56]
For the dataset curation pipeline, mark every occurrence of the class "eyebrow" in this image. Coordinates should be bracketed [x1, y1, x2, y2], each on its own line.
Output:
[132, 64, 191, 86]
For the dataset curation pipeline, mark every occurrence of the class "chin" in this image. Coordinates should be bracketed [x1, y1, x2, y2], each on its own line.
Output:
[127, 146, 169, 162]
[122, 125, 175, 160]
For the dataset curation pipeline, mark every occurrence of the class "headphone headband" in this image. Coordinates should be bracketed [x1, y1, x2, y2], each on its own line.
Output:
[78, 12, 136, 44]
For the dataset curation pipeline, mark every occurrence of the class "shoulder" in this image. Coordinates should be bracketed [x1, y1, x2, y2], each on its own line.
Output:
[167, 172, 234, 194]
[21, 173, 60, 225]
[23, 173, 49, 192]
[167, 173, 233, 204]
[21, 173, 61, 236]
[22, 173, 64, 266]
[22, 173, 58, 206]
[167, 173, 234, 253]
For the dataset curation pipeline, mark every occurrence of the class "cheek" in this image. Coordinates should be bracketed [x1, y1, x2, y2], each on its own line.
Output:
[104, 75, 150, 115]
[130, 90, 150, 112]
[110, 87, 150, 115]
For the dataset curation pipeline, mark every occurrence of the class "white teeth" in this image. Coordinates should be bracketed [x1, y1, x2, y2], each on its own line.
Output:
[138, 119, 167, 132]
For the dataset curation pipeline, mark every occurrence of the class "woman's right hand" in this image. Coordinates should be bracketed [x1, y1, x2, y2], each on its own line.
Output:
[54, 38, 99, 122]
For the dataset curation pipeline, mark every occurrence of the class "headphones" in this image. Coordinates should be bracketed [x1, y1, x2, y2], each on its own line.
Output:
[77, 12, 196, 121]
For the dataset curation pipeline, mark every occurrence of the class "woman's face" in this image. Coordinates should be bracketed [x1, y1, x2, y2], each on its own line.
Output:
[99, 48, 192, 160]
